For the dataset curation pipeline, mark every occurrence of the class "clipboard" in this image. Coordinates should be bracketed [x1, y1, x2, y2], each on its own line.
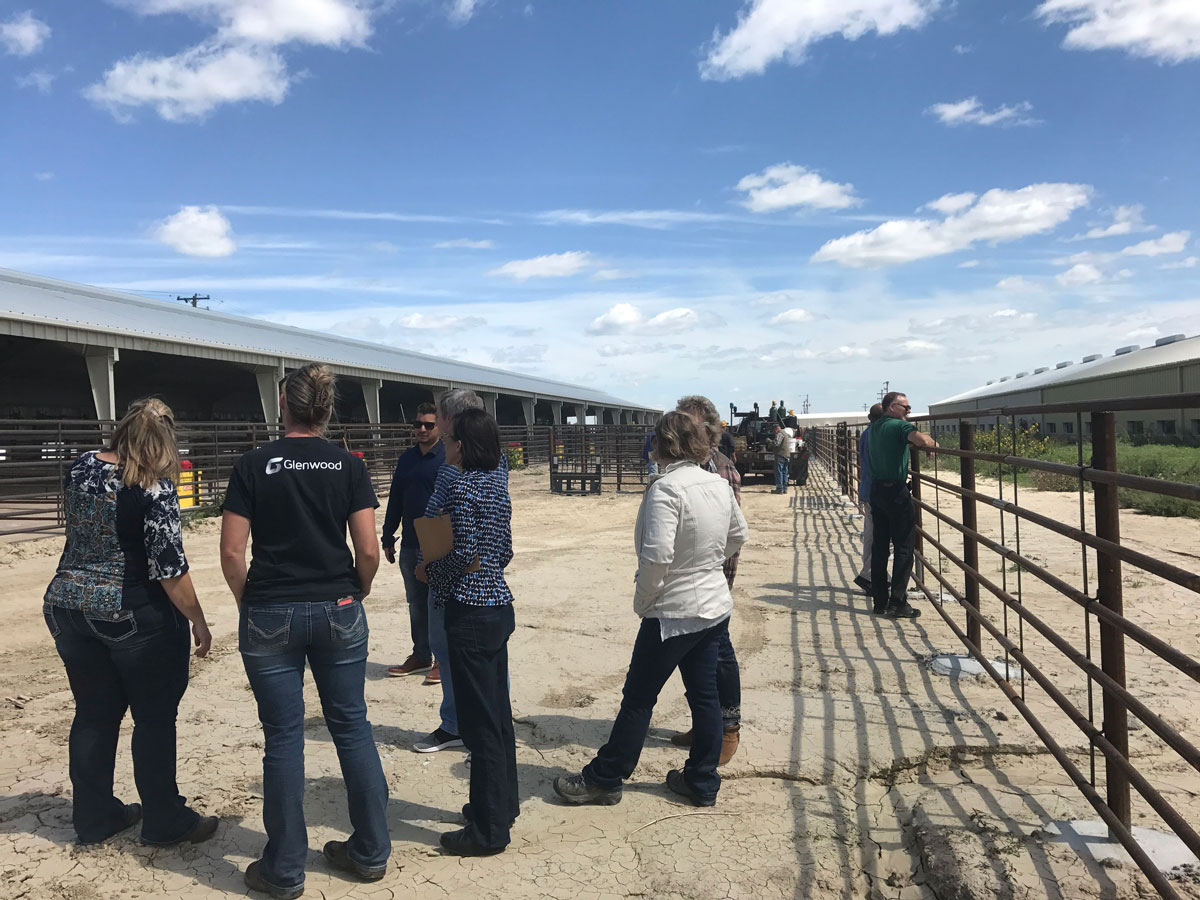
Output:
[414, 515, 480, 572]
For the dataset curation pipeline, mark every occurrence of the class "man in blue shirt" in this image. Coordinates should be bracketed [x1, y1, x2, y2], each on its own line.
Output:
[853, 404, 883, 596]
[382, 402, 445, 678]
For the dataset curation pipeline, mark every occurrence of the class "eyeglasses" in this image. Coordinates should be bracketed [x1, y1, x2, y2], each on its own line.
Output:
[414, 421, 437, 430]
[892, 402, 911, 411]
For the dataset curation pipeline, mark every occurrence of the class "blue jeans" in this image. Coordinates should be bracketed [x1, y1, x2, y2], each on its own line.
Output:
[584, 617, 726, 801]
[444, 601, 518, 849]
[427, 592, 458, 735]
[775, 456, 789, 491]
[398, 548, 431, 662]
[44, 601, 201, 844]
[240, 599, 390, 891]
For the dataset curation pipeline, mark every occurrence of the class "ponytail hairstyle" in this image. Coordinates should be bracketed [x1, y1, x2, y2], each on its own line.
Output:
[109, 398, 180, 490]
[283, 363, 336, 433]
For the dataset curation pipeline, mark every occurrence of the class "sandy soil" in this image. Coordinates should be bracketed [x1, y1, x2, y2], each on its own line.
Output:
[0, 463, 1197, 900]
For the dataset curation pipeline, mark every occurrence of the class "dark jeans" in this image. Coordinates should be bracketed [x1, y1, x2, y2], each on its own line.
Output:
[44, 601, 200, 844]
[716, 628, 741, 728]
[585, 616, 726, 801]
[870, 481, 917, 609]
[444, 601, 518, 849]
[240, 599, 390, 891]
[398, 548, 431, 662]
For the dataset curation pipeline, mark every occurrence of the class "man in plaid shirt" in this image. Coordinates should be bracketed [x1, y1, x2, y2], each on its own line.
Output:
[670, 395, 743, 765]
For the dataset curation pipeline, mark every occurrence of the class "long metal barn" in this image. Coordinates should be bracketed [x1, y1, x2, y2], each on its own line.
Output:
[0, 268, 659, 426]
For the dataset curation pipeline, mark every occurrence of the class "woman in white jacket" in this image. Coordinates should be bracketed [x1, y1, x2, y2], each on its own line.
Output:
[553, 412, 749, 808]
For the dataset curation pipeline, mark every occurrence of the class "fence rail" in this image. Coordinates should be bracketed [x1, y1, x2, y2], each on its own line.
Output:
[0, 420, 651, 539]
[808, 395, 1200, 900]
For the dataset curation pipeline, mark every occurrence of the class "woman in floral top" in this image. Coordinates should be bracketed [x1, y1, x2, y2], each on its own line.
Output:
[425, 408, 517, 857]
[43, 398, 217, 846]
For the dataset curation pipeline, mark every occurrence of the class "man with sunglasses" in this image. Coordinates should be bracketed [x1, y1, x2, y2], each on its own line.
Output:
[383, 403, 445, 678]
[867, 391, 937, 619]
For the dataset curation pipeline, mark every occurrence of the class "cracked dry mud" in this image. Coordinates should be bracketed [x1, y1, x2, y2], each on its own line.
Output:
[1, 466, 1198, 899]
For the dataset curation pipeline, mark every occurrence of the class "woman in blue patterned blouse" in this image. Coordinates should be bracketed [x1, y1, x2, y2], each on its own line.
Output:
[43, 398, 218, 847]
[425, 407, 518, 856]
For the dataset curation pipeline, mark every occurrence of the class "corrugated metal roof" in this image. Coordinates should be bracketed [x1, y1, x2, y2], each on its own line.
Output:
[931, 334, 1200, 410]
[0, 267, 653, 410]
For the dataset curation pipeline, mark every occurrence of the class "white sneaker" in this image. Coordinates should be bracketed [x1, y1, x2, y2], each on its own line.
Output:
[413, 728, 464, 753]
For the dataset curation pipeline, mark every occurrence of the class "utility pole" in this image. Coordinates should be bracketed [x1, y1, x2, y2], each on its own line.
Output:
[877, 380, 890, 403]
[176, 293, 210, 309]
[802, 394, 811, 414]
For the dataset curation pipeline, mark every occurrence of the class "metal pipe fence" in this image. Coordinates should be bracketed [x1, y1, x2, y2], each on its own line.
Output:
[808, 395, 1200, 900]
[0, 420, 651, 539]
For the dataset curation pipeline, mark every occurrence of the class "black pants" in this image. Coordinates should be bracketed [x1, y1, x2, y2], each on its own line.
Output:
[869, 481, 916, 611]
[444, 601, 518, 849]
[44, 601, 200, 844]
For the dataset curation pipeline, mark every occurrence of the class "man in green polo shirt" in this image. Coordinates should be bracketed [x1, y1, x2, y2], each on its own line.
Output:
[868, 391, 937, 619]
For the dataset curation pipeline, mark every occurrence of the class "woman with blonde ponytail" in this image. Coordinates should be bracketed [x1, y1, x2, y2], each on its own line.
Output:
[43, 398, 218, 847]
[221, 363, 390, 898]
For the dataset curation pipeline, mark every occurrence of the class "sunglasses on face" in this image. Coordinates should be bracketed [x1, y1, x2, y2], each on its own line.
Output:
[414, 421, 437, 430]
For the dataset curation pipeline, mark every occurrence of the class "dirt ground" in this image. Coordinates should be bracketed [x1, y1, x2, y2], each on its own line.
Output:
[1, 463, 1198, 900]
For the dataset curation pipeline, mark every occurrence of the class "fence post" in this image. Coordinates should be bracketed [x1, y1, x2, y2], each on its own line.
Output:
[910, 441, 924, 586]
[1091, 411, 1130, 833]
[960, 422, 981, 648]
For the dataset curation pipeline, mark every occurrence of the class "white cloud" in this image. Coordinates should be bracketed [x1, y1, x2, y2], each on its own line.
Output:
[226, 205, 501, 225]
[1121, 230, 1190, 257]
[880, 338, 942, 361]
[86, 43, 289, 122]
[927, 97, 1039, 127]
[1, 11, 50, 56]
[700, 0, 939, 80]
[434, 238, 494, 249]
[592, 268, 635, 281]
[1162, 256, 1199, 270]
[153, 204, 237, 257]
[735, 163, 860, 213]
[587, 303, 701, 335]
[996, 276, 1041, 292]
[87, 0, 373, 121]
[958, 259, 980, 268]
[1056, 263, 1104, 286]
[1076, 204, 1148, 240]
[394, 312, 485, 330]
[537, 209, 730, 229]
[1036, 0, 1200, 64]
[33, 171, 54, 181]
[770, 308, 813, 325]
[488, 250, 593, 280]
[447, 0, 481, 25]
[924, 192, 977, 215]
[121, 0, 372, 48]
[953, 43, 971, 54]
[16, 69, 54, 93]
[813, 183, 1092, 268]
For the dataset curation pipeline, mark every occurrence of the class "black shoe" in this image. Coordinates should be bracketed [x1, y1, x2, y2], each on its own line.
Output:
[77, 802, 142, 845]
[244, 861, 304, 899]
[462, 802, 472, 823]
[853, 575, 872, 595]
[552, 773, 622, 806]
[666, 769, 716, 807]
[142, 814, 219, 847]
[439, 827, 506, 857]
[323, 840, 386, 881]
[886, 601, 921, 619]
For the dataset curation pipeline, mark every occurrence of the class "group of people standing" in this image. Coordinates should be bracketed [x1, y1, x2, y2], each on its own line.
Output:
[39, 369, 756, 895]
[41, 365, 520, 899]
[852, 391, 938, 619]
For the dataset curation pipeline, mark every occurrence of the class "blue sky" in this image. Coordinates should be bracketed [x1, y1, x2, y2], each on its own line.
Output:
[3, 0, 1200, 414]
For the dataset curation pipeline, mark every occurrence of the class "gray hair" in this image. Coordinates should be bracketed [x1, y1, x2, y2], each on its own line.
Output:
[437, 388, 485, 420]
[675, 394, 722, 449]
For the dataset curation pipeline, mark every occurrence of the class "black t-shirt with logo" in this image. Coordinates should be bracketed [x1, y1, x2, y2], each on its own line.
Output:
[223, 437, 378, 604]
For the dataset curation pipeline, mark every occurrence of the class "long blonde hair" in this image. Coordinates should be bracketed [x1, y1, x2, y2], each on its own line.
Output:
[283, 363, 337, 433]
[109, 398, 180, 490]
